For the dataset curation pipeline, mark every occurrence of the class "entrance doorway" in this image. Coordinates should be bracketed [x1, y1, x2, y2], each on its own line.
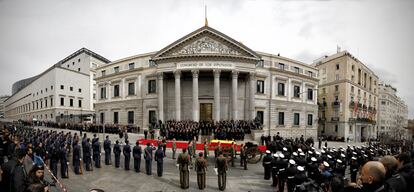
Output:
[200, 103, 212, 121]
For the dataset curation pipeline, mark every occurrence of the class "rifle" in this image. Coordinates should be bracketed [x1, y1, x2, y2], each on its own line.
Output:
[80, 158, 83, 174]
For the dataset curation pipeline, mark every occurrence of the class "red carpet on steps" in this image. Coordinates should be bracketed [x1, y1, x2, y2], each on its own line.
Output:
[137, 139, 266, 152]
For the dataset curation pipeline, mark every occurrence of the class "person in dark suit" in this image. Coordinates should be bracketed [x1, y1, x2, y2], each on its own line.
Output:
[113, 140, 121, 168]
[103, 135, 111, 165]
[154, 146, 165, 177]
[133, 141, 142, 172]
[123, 140, 131, 170]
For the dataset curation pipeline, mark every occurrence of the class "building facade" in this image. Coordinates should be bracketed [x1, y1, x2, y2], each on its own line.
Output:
[95, 25, 319, 139]
[4, 48, 110, 123]
[378, 83, 409, 139]
[0, 95, 10, 118]
[315, 51, 379, 142]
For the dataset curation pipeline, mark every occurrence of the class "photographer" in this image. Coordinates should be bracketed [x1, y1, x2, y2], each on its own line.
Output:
[27, 165, 51, 192]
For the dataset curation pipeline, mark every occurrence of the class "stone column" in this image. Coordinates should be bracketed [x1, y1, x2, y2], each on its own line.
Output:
[249, 72, 256, 120]
[157, 72, 164, 122]
[302, 81, 306, 102]
[192, 70, 199, 122]
[107, 81, 111, 101]
[232, 70, 239, 120]
[121, 78, 126, 98]
[174, 70, 181, 121]
[213, 69, 221, 121]
[287, 78, 291, 101]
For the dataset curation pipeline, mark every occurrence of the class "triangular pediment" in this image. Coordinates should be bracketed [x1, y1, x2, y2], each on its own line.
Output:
[152, 26, 261, 62]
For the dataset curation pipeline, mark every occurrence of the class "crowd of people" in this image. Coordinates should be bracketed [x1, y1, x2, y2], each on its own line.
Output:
[260, 133, 414, 192]
[159, 119, 261, 141]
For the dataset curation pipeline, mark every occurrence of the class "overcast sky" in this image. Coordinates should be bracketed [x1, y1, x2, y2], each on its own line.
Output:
[0, 0, 413, 118]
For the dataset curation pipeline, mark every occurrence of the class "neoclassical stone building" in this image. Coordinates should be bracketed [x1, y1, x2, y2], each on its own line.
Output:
[95, 25, 319, 138]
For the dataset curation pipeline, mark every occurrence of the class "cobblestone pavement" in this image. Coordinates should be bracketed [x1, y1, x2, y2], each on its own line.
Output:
[34, 126, 366, 192]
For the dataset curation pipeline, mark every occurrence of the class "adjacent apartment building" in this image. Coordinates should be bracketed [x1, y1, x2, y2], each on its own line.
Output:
[314, 50, 379, 142]
[4, 48, 110, 123]
[95, 25, 319, 139]
[0, 95, 10, 118]
[378, 83, 409, 139]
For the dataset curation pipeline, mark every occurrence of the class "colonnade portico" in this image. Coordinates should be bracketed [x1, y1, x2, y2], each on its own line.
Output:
[157, 69, 256, 122]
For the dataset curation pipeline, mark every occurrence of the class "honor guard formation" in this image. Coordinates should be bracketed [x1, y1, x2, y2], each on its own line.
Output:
[1, 120, 414, 192]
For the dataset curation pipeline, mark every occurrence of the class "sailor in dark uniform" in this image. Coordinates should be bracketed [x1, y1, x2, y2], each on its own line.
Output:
[123, 140, 131, 170]
[113, 140, 121, 168]
[262, 150, 272, 180]
[103, 135, 111, 165]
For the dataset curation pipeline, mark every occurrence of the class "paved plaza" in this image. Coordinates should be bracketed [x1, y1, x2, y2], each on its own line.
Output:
[34, 126, 366, 192]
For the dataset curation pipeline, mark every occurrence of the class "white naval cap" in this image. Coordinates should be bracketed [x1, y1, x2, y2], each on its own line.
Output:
[293, 152, 298, 156]
[274, 153, 279, 158]
[323, 161, 330, 167]
[327, 155, 332, 159]
[311, 157, 317, 162]
[341, 154, 346, 158]
[298, 148, 303, 152]
[283, 147, 287, 151]
[321, 150, 326, 153]
[315, 151, 321, 155]
[297, 166, 305, 171]
[266, 150, 271, 154]
[337, 159, 342, 163]
[299, 152, 305, 156]
[308, 151, 313, 154]
[351, 157, 357, 160]
[289, 159, 296, 165]
[279, 154, 285, 159]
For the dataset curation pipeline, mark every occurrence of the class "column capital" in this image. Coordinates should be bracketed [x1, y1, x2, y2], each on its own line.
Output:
[213, 69, 221, 78]
[157, 72, 164, 80]
[232, 70, 239, 78]
[174, 70, 181, 78]
[191, 70, 199, 78]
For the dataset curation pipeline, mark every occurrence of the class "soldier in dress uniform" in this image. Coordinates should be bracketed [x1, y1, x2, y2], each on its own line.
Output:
[277, 153, 288, 192]
[59, 143, 68, 178]
[203, 140, 209, 160]
[271, 153, 279, 187]
[350, 156, 359, 182]
[286, 159, 298, 192]
[113, 140, 121, 168]
[216, 152, 228, 191]
[172, 138, 177, 159]
[144, 143, 156, 175]
[84, 138, 93, 171]
[133, 141, 142, 172]
[72, 139, 81, 174]
[294, 166, 307, 189]
[240, 144, 247, 170]
[214, 142, 222, 158]
[103, 135, 111, 165]
[195, 152, 207, 190]
[92, 137, 101, 168]
[230, 142, 236, 167]
[177, 148, 190, 189]
[50, 142, 60, 177]
[154, 145, 165, 177]
[123, 140, 131, 170]
[262, 150, 272, 180]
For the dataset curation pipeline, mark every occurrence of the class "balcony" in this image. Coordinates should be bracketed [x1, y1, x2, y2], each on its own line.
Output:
[319, 117, 327, 123]
[318, 102, 327, 109]
[356, 118, 376, 124]
[331, 117, 340, 122]
[349, 118, 356, 123]
[332, 101, 340, 108]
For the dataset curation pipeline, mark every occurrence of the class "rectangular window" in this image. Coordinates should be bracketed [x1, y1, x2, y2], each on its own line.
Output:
[128, 111, 134, 124]
[307, 114, 313, 126]
[256, 111, 264, 125]
[69, 99, 73, 107]
[100, 113, 105, 124]
[308, 71, 313, 77]
[278, 112, 284, 125]
[114, 85, 120, 97]
[78, 68, 80, 72]
[278, 63, 285, 70]
[336, 74, 339, 80]
[70, 87, 73, 91]
[335, 85, 339, 92]
[45, 100, 47, 107]
[60, 85, 64, 90]
[294, 67, 300, 73]
[60, 98, 64, 106]
[128, 82, 135, 95]
[113, 112, 119, 124]
[128, 63, 135, 70]
[351, 86, 354, 93]
[78, 88, 81, 93]
[277, 83, 285, 96]
[336, 64, 340, 70]
[50, 98, 53, 106]
[294, 86, 300, 98]
[51, 86, 53, 90]
[294, 113, 300, 126]
[148, 80, 156, 94]
[149, 110, 156, 124]
[114, 66, 119, 73]
[102, 70, 106, 76]
[335, 125, 338, 132]
[78, 100, 82, 107]
[257, 80, 264, 94]
[307, 88, 313, 100]
[100, 87, 106, 99]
